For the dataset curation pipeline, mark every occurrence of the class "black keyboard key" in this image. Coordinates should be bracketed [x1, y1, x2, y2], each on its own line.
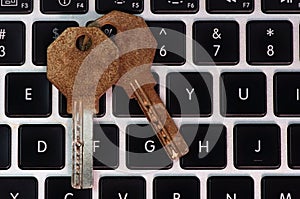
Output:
[0, 177, 38, 199]
[208, 176, 254, 199]
[40, 0, 88, 14]
[262, 0, 300, 13]
[234, 124, 280, 169]
[96, 0, 143, 14]
[33, 21, 79, 66]
[45, 177, 92, 199]
[220, 73, 266, 117]
[0, 125, 10, 169]
[113, 73, 158, 117]
[288, 124, 300, 169]
[93, 124, 119, 169]
[153, 176, 200, 199]
[100, 177, 145, 199]
[207, 0, 253, 13]
[247, 21, 293, 65]
[262, 177, 300, 199]
[59, 92, 105, 117]
[113, 85, 147, 117]
[126, 124, 172, 169]
[166, 72, 212, 117]
[18, 124, 65, 169]
[0, 0, 32, 14]
[180, 124, 226, 169]
[193, 21, 239, 65]
[5, 73, 52, 117]
[274, 73, 300, 116]
[147, 21, 186, 65]
[0, 21, 25, 66]
[151, 0, 199, 14]
[100, 24, 117, 38]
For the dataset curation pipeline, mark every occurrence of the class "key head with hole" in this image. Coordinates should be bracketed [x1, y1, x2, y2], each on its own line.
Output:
[47, 27, 119, 113]
[89, 11, 158, 98]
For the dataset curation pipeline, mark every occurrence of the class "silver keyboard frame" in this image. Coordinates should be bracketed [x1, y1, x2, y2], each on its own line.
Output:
[0, 0, 299, 198]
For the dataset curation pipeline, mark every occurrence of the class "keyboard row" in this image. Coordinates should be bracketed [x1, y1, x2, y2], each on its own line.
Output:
[1, 123, 300, 170]
[0, 20, 297, 66]
[1, 0, 300, 14]
[1, 176, 300, 199]
[5, 72, 300, 117]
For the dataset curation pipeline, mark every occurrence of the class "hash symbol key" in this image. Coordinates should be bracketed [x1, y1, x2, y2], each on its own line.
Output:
[47, 27, 119, 189]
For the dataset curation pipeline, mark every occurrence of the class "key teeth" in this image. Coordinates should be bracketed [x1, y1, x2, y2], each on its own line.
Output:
[71, 166, 93, 189]
[72, 180, 93, 189]
[71, 101, 94, 189]
[72, 182, 93, 189]
[165, 133, 190, 160]
[130, 82, 190, 161]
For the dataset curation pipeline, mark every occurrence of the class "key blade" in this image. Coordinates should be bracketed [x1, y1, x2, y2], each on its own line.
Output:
[72, 100, 93, 189]
[130, 80, 189, 160]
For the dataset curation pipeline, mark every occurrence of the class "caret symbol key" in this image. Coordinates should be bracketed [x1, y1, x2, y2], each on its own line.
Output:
[89, 11, 189, 160]
[47, 27, 119, 189]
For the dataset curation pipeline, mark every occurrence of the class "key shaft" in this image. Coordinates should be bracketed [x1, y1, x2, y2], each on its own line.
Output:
[72, 100, 93, 189]
[130, 81, 188, 159]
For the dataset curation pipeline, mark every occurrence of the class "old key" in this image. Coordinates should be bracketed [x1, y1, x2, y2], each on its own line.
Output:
[89, 11, 189, 160]
[47, 27, 119, 189]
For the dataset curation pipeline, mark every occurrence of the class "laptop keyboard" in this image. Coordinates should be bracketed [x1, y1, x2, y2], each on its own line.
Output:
[0, 0, 300, 198]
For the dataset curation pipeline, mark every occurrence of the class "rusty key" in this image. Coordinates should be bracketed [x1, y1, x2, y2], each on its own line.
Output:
[47, 27, 119, 189]
[89, 11, 189, 160]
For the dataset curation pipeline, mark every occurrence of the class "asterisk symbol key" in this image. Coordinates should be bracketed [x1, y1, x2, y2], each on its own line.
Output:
[266, 28, 274, 37]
